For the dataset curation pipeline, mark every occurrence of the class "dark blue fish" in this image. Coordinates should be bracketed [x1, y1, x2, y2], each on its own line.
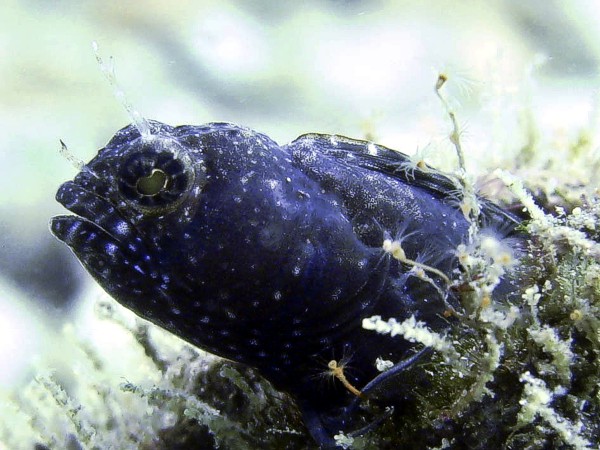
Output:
[51, 120, 522, 447]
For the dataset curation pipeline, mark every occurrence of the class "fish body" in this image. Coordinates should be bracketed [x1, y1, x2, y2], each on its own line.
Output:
[51, 120, 521, 446]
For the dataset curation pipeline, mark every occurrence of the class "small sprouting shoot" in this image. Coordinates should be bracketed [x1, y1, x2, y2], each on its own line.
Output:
[395, 144, 437, 181]
[382, 235, 457, 316]
[327, 360, 363, 398]
[59, 139, 85, 171]
[456, 231, 518, 279]
[435, 73, 466, 173]
[58, 139, 99, 179]
[92, 41, 151, 138]
[435, 72, 482, 230]
[382, 237, 451, 286]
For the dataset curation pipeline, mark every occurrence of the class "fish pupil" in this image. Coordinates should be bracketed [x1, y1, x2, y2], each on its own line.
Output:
[136, 168, 169, 196]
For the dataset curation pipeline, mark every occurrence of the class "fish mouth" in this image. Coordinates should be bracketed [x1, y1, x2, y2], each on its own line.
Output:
[49, 178, 174, 315]
[51, 180, 136, 248]
[50, 181, 151, 287]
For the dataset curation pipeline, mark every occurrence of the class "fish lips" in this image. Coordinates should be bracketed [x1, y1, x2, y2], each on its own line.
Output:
[50, 180, 150, 291]
[51, 180, 136, 246]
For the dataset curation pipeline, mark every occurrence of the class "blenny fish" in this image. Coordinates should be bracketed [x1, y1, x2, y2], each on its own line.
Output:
[51, 119, 522, 447]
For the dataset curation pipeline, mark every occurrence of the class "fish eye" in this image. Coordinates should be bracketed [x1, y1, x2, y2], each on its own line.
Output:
[136, 168, 170, 196]
[118, 148, 193, 210]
